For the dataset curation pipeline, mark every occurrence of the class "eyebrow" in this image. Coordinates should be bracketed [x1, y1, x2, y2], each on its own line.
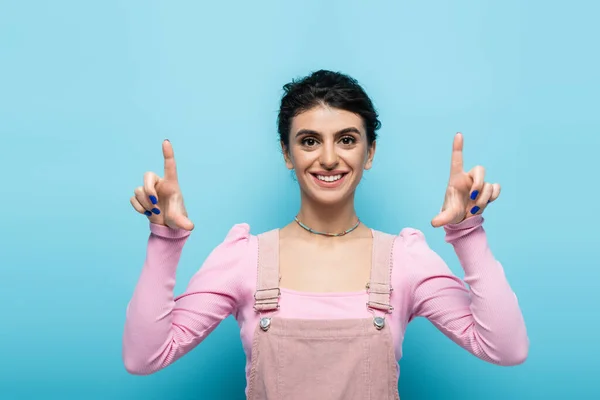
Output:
[294, 127, 362, 138]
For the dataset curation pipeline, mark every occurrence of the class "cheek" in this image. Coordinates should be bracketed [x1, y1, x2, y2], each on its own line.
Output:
[290, 149, 315, 167]
[347, 149, 370, 168]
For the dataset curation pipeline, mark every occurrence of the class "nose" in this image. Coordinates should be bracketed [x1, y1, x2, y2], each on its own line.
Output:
[319, 142, 339, 170]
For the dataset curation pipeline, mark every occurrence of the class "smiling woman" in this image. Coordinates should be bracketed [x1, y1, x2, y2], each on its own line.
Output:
[280, 71, 377, 212]
[123, 70, 529, 400]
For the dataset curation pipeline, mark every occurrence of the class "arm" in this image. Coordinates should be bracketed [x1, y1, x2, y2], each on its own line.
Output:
[122, 223, 251, 375]
[402, 216, 529, 366]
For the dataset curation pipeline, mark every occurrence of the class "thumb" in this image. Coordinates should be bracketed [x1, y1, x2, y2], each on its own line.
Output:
[431, 206, 458, 228]
[170, 213, 195, 231]
[431, 186, 462, 228]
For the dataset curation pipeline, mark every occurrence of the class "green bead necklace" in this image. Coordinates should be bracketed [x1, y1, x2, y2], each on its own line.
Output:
[294, 216, 361, 237]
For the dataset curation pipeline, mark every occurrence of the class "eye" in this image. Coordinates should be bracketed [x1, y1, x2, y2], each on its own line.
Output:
[340, 136, 356, 145]
[301, 137, 318, 147]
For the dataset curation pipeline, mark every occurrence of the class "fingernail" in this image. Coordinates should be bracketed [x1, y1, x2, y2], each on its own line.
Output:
[152, 208, 161, 215]
[487, 200, 491, 204]
[470, 206, 480, 214]
[149, 195, 157, 205]
[144, 210, 152, 217]
[470, 190, 479, 200]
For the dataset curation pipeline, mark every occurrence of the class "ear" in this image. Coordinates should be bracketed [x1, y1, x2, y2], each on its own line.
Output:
[364, 140, 376, 170]
[281, 141, 294, 170]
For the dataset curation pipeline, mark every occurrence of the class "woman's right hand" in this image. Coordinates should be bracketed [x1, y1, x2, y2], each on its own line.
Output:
[130, 140, 194, 231]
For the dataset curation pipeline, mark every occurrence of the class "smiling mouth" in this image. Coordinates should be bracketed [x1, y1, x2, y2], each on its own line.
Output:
[309, 172, 349, 187]
[314, 173, 344, 182]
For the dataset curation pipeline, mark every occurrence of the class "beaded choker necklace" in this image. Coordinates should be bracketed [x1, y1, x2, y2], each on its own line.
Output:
[293, 216, 361, 237]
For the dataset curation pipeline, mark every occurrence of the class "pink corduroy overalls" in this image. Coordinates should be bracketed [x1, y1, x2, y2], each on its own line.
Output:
[247, 229, 401, 400]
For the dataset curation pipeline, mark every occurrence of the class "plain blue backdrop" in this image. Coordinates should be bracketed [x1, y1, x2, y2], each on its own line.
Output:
[2, 0, 599, 399]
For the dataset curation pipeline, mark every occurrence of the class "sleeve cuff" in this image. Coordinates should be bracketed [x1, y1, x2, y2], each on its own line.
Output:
[149, 222, 192, 239]
[444, 214, 484, 231]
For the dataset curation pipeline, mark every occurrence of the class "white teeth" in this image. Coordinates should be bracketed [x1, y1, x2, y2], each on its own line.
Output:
[317, 174, 342, 182]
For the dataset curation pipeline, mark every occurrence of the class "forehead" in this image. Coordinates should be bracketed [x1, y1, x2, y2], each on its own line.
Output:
[290, 105, 365, 134]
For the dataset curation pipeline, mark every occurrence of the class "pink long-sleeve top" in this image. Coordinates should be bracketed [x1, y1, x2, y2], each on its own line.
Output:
[122, 215, 529, 392]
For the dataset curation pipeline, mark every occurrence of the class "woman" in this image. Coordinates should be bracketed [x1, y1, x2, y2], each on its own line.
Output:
[123, 70, 529, 399]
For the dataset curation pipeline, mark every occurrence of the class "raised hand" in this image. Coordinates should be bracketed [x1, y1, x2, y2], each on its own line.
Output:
[431, 133, 501, 228]
[130, 140, 194, 231]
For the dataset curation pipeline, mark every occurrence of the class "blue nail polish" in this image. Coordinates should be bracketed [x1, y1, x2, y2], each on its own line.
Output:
[152, 208, 161, 215]
[470, 206, 480, 214]
[144, 210, 152, 217]
[470, 190, 479, 200]
[149, 195, 157, 205]
[487, 200, 491, 204]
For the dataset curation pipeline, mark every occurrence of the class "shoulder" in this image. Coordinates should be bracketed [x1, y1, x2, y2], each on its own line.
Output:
[372, 226, 431, 254]
[206, 223, 256, 263]
[374, 227, 447, 277]
[221, 223, 253, 245]
[188, 224, 258, 298]
[187, 223, 255, 280]
[215, 224, 276, 307]
[208, 223, 285, 263]
[220, 223, 277, 242]
[207, 224, 282, 277]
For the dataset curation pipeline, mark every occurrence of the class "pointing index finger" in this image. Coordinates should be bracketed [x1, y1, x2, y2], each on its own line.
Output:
[162, 139, 178, 181]
[450, 132, 464, 175]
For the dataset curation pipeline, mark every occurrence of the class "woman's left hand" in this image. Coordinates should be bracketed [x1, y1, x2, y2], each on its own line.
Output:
[431, 133, 501, 227]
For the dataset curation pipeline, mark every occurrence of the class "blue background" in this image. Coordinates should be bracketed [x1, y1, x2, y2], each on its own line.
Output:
[2, 0, 599, 399]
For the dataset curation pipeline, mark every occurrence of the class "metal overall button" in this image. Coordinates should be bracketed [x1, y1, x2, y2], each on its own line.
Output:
[373, 316, 385, 330]
[260, 317, 272, 331]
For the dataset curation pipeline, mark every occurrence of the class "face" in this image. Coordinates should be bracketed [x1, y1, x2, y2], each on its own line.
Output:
[282, 105, 376, 205]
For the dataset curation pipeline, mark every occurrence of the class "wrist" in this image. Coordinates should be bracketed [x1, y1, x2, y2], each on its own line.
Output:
[444, 214, 484, 231]
[149, 222, 192, 239]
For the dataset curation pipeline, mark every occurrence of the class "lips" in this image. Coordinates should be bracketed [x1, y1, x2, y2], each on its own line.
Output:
[315, 173, 343, 182]
[309, 172, 349, 188]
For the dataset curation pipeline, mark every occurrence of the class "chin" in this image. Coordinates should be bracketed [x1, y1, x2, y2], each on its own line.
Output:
[308, 192, 351, 206]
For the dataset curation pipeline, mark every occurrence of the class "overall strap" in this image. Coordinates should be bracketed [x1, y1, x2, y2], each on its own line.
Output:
[367, 231, 396, 314]
[254, 229, 281, 313]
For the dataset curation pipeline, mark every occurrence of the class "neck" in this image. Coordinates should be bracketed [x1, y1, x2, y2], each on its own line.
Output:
[295, 193, 359, 236]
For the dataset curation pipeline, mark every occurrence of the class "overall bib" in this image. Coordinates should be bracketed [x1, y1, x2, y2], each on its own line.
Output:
[247, 229, 400, 400]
